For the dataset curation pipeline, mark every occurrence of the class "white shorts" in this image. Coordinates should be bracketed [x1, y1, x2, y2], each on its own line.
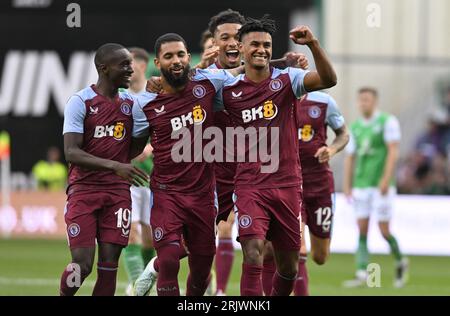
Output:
[130, 186, 151, 226]
[352, 187, 396, 222]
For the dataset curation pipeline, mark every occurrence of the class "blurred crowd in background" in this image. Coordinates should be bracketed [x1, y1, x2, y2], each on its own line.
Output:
[397, 87, 450, 195]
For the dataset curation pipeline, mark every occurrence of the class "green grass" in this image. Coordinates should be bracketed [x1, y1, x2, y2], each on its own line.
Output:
[1, 238, 449, 296]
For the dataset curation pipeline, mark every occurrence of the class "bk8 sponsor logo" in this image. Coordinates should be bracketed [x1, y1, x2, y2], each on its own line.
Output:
[242, 100, 278, 123]
[93, 122, 126, 140]
[170, 105, 207, 132]
[298, 124, 314, 142]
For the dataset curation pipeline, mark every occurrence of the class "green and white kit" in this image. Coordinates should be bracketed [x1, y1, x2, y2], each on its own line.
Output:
[346, 111, 401, 221]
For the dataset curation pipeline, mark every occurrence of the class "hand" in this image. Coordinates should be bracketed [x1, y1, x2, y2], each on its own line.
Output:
[378, 178, 390, 196]
[289, 25, 317, 46]
[134, 144, 153, 162]
[113, 162, 149, 186]
[284, 52, 309, 70]
[146, 76, 162, 93]
[314, 146, 336, 164]
[198, 46, 219, 69]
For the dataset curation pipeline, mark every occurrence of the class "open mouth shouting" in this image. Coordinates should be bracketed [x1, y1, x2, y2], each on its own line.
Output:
[225, 49, 240, 63]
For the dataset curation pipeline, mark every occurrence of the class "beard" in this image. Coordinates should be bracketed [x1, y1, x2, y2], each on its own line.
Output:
[161, 64, 191, 89]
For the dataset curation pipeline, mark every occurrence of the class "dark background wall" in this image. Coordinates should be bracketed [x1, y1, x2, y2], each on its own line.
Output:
[0, 0, 313, 172]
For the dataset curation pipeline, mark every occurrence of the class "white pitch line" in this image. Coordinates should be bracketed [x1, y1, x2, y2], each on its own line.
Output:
[0, 276, 128, 289]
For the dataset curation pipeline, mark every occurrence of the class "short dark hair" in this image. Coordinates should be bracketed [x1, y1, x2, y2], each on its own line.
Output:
[94, 43, 126, 68]
[200, 30, 213, 49]
[358, 87, 378, 98]
[237, 15, 277, 41]
[154, 33, 188, 57]
[128, 47, 150, 64]
[208, 9, 246, 35]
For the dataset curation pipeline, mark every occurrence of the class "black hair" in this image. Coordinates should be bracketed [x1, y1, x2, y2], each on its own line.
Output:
[154, 33, 188, 57]
[237, 15, 277, 41]
[208, 9, 246, 35]
[94, 43, 126, 68]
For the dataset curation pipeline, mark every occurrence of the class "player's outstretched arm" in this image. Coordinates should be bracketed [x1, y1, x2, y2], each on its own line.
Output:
[290, 26, 337, 91]
[64, 133, 148, 186]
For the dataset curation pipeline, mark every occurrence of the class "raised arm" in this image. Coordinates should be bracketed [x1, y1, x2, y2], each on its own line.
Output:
[195, 46, 220, 69]
[289, 26, 337, 92]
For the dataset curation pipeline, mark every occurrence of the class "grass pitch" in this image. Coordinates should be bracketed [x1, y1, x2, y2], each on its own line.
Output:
[0, 238, 449, 296]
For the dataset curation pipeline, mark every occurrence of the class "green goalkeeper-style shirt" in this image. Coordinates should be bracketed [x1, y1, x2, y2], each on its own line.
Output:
[346, 111, 401, 188]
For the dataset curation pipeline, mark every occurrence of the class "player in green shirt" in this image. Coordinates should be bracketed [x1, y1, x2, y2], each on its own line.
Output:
[121, 47, 156, 295]
[343, 87, 409, 288]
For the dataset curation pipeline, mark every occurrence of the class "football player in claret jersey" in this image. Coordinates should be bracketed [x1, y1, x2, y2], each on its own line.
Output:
[122, 47, 156, 295]
[203, 9, 310, 296]
[206, 9, 245, 296]
[261, 92, 349, 296]
[343, 87, 408, 288]
[217, 16, 337, 296]
[60, 43, 148, 296]
[131, 33, 240, 296]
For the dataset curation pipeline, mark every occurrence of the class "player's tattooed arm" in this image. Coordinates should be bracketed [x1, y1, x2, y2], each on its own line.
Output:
[146, 77, 162, 93]
[289, 26, 337, 91]
[64, 133, 148, 186]
[315, 125, 350, 163]
[271, 52, 309, 70]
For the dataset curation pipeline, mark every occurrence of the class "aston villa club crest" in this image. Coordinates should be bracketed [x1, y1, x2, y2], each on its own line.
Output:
[239, 215, 252, 228]
[68, 223, 80, 237]
[269, 79, 283, 92]
[121, 103, 131, 115]
[154, 227, 164, 241]
[308, 106, 321, 119]
[192, 85, 206, 98]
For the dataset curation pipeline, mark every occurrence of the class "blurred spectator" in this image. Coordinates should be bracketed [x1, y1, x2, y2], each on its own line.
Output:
[398, 109, 450, 195]
[444, 87, 450, 124]
[415, 118, 448, 157]
[32, 147, 67, 191]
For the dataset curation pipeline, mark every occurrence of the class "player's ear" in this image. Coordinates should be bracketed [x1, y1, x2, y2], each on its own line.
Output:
[98, 63, 107, 75]
[154, 57, 160, 70]
[238, 41, 243, 54]
[187, 53, 191, 64]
